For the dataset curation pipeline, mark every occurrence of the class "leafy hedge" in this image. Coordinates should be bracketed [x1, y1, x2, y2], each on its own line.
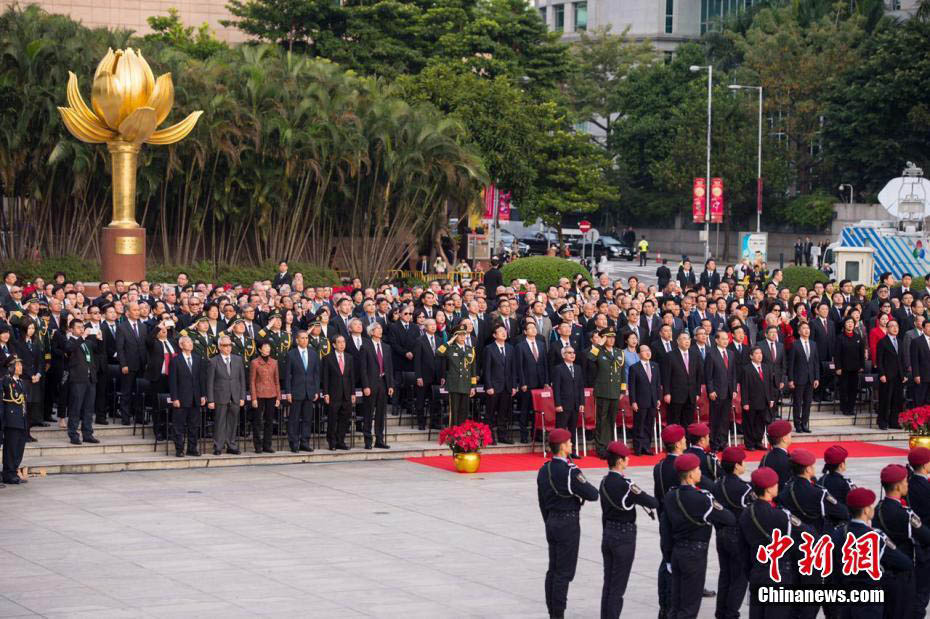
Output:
[501, 257, 593, 290]
[781, 266, 829, 291]
[5, 257, 340, 287]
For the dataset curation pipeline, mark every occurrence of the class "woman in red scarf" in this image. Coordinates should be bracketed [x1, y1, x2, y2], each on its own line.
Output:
[834, 317, 865, 416]
[868, 313, 890, 365]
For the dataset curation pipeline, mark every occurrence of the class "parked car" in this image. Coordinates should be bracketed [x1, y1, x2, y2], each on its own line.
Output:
[497, 229, 530, 258]
[518, 231, 558, 255]
[571, 235, 635, 261]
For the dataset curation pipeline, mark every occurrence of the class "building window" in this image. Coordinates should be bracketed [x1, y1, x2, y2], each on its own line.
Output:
[665, 0, 673, 33]
[539, 7, 547, 24]
[574, 2, 587, 30]
[554, 4, 565, 31]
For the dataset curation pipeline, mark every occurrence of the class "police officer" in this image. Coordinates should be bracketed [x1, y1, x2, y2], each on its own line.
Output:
[759, 419, 792, 490]
[830, 487, 912, 619]
[1, 356, 27, 485]
[712, 446, 753, 619]
[600, 440, 658, 618]
[654, 424, 686, 619]
[684, 422, 718, 489]
[776, 448, 849, 619]
[437, 324, 476, 426]
[739, 467, 806, 619]
[907, 447, 930, 617]
[661, 452, 736, 619]
[874, 464, 930, 618]
[819, 444, 855, 507]
[586, 328, 624, 458]
[536, 428, 598, 619]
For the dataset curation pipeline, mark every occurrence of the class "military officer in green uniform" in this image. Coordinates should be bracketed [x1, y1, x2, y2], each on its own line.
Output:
[257, 312, 292, 378]
[223, 318, 256, 371]
[180, 316, 216, 359]
[437, 324, 476, 426]
[308, 320, 331, 359]
[586, 328, 624, 459]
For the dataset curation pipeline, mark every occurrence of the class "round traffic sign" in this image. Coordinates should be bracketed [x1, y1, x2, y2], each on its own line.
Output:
[579, 220, 591, 233]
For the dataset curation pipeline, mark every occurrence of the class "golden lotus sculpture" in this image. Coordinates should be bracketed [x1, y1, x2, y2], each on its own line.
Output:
[58, 48, 202, 228]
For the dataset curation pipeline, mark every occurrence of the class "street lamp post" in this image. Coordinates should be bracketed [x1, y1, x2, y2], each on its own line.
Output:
[691, 65, 713, 260]
[729, 84, 763, 232]
[838, 183, 854, 205]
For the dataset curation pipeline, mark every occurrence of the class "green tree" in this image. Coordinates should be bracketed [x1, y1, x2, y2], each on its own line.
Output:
[145, 9, 228, 59]
[223, 0, 349, 54]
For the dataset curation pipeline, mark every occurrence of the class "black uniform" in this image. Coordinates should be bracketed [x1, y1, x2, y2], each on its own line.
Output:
[1, 375, 27, 483]
[712, 473, 754, 619]
[819, 470, 855, 509]
[759, 446, 791, 491]
[660, 484, 736, 619]
[599, 470, 658, 619]
[874, 496, 930, 619]
[909, 471, 930, 617]
[653, 453, 679, 618]
[684, 445, 718, 490]
[536, 456, 599, 619]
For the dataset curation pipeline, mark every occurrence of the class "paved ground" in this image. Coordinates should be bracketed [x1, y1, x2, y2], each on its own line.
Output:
[0, 443, 908, 618]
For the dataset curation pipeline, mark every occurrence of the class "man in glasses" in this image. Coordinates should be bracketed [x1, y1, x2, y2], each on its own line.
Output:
[206, 335, 246, 455]
[387, 304, 419, 418]
[551, 346, 584, 457]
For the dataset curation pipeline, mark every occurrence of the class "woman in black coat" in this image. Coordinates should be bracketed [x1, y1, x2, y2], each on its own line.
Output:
[13, 322, 45, 441]
[834, 316, 865, 416]
[677, 259, 697, 290]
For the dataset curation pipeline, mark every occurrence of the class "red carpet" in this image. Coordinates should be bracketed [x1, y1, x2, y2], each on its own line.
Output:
[407, 441, 907, 474]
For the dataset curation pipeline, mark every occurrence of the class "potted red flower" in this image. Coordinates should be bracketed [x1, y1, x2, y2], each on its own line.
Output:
[438, 420, 493, 473]
[898, 406, 930, 449]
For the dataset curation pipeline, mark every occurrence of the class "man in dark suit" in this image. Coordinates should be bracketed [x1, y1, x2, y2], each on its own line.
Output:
[787, 322, 820, 433]
[912, 320, 930, 406]
[64, 319, 101, 445]
[207, 336, 247, 454]
[877, 321, 908, 430]
[360, 323, 394, 449]
[483, 324, 518, 443]
[741, 347, 775, 450]
[705, 330, 737, 451]
[99, 304, 121, 422]
[628, 345, 661, 455]
[344, 318, 367, 387]
[322, 335, 356, 450]
[387, 306, 419, 417]
[548, 320, 581, 369]
[699, 259, 721, 291]
[639, 300, 661, 343]
[662, 332, 703, 427]
[116, 302, 147, 425]
[759, 325, 786, 422]
[810, 303, 835, 401]
[283, 331, 321, 452]
[413, 319, 442, 431]
[516, 320, 549, 444]
[169, 336, 206, 457]
[143, 318, 178, 441]
[272, 261, 293, 290]
[551, 346, 584, 446]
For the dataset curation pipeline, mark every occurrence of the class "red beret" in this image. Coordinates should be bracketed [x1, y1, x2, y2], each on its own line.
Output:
[687, 423, 709, 438]
[674, 453, 701, 472]
[823, 445, 848, 466]
[846, 487, 876, 509]
[721, 446, 746, 463]
[881, 464, 908, 485]
[751, 467, 779, 490]
[661, 424, 685, 444]
[607, 441, 631, 458]
[909, 447, 930, 468]
[767, 420, 792, 439]
[548, 428, 572, 445]
[790, 449, 816, 467]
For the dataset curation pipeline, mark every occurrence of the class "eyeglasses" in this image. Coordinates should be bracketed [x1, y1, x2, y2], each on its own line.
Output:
[219, 343, 232, 347]
[402, 312, 412, 316]
[565, 351, 576, 355]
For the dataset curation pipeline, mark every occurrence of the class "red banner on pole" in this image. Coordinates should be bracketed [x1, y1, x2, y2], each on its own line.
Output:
[482, 185, 510, 221]
[710, 177, 724, 223]
[692, 178, 706, 223]
[757, 178, 763, 214]
[483, 186, 495, 220]
[498, 190, 511, 222]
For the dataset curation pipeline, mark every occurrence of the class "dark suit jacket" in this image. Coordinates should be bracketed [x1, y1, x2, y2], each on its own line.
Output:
[662, 348, 703, 403]
[284, 347, 321, 401]
[116, 320, 147, 372]
[628, 361, 661, 411]
[699, 270, 721, 291]
[912, 335, 930, 382]
[483, 342, 518, 392]
[551, 362, 584, 413]
[516, 338, 549, 389]
[360, 339, 395, 391]
[704, 346, 736, 399]
[387, 321, 419, 372]
[810, 317, 835, 362]
[102, 321, 120, 365]
[64, 335, 99, 383]
[741, 363, 774, 410]
[877, 335, 907, 380]
[322, 352, 356, 403]
[144, 334, 178, 382]
[640, 314, 662, 341]
[272, 272, 293, 289]
[345, 335, 367, 387]
[788, 340, 820, 385]
[168, 353, 205, 407]
[413, 334, 442, 384]
[760, 339, 786, 385]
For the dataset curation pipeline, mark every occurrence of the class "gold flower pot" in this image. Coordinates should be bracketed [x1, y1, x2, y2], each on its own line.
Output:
[453, 452, 481, 474]
[910, 435, 930, 450]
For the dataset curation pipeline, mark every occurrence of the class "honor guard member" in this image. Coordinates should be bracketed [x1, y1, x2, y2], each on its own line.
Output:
[712, 446, 754, 619]
[776, 448, 849, 619]
[907, 447, 930, 616]
[536, 428, 598, 619]
[739, 467, 808, 619]
[308, 319, 331, 358]
[586, 327, 624, 459]
[1, 356, 27, 485]
[819, 444, 855, 507]
[874, 464, 930, 618]
[257, 312, 292, 375]
[654, 424, 686, 619]
[759, 420, 793, 490]
[225, 318, 257, 371]
[181, 316, 216, 359]
[830, 487, 912, 619]
[600, 440, 658, 619]
[437, 324, 476, 426]
[660, 453, 736, 619]
[684, 422, 718, 489]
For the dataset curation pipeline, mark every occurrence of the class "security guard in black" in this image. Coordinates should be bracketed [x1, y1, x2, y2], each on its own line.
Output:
[536, 428, 598, 619]
[712, 447, 754, 619]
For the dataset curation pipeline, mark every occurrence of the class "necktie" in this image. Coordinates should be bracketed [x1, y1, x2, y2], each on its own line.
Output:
[301, 348, 307, 369]
[645, 363, 652, 381]
[757, 365, 764, 381]
[892, 337, 898, 352]
[665, 341, 671, 353]
[376, 343, 383, 374]
[338, 353, 344, 374]
[186, 355, 192, 370]
[404, 322, 409, 331]
[499, 345, 505, 360]
[162, 341, 170, 374]
[770, 341, 776, 360]
[429, 335, 434, 352]
[569, 364, 574, 378]
[531, 340, 538, 360]
[132, 322, 139, 339]
[722, 350, 728, 368]
[683, 351, 689, 372]
[803, 341, 809, 359]
[224, 356, 230, 373]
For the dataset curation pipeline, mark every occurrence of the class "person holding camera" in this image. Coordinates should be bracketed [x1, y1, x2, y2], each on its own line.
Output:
[144, 314, 177, 442]
[64, 317, 102, 445]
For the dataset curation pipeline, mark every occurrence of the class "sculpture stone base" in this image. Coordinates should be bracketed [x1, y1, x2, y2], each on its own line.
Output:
[101, 227, 146, 283]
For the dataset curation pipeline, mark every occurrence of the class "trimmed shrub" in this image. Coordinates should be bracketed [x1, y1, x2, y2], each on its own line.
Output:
[781, 266, 828, 291]
[501, 256, 593, 290]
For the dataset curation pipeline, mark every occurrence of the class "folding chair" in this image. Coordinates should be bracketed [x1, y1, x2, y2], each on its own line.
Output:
[729, 386, 743, 448]
[615, 395, 634, 445]
[578, 388, 596, 457]
[817, 361, 837, 413]
[530, 388, 557, 456]
[858, 373, 876, 429]
[696, 386, 710, 425]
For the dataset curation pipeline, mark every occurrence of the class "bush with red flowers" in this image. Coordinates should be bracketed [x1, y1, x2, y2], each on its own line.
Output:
[439, 420, 493, 453]
[899, 406, 930, 435]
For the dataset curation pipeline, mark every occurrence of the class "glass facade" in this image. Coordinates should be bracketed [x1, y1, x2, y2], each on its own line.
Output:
[665, 0, 674, 33]
[700, 0, 753, 33]
[574, 1, 587, 30]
